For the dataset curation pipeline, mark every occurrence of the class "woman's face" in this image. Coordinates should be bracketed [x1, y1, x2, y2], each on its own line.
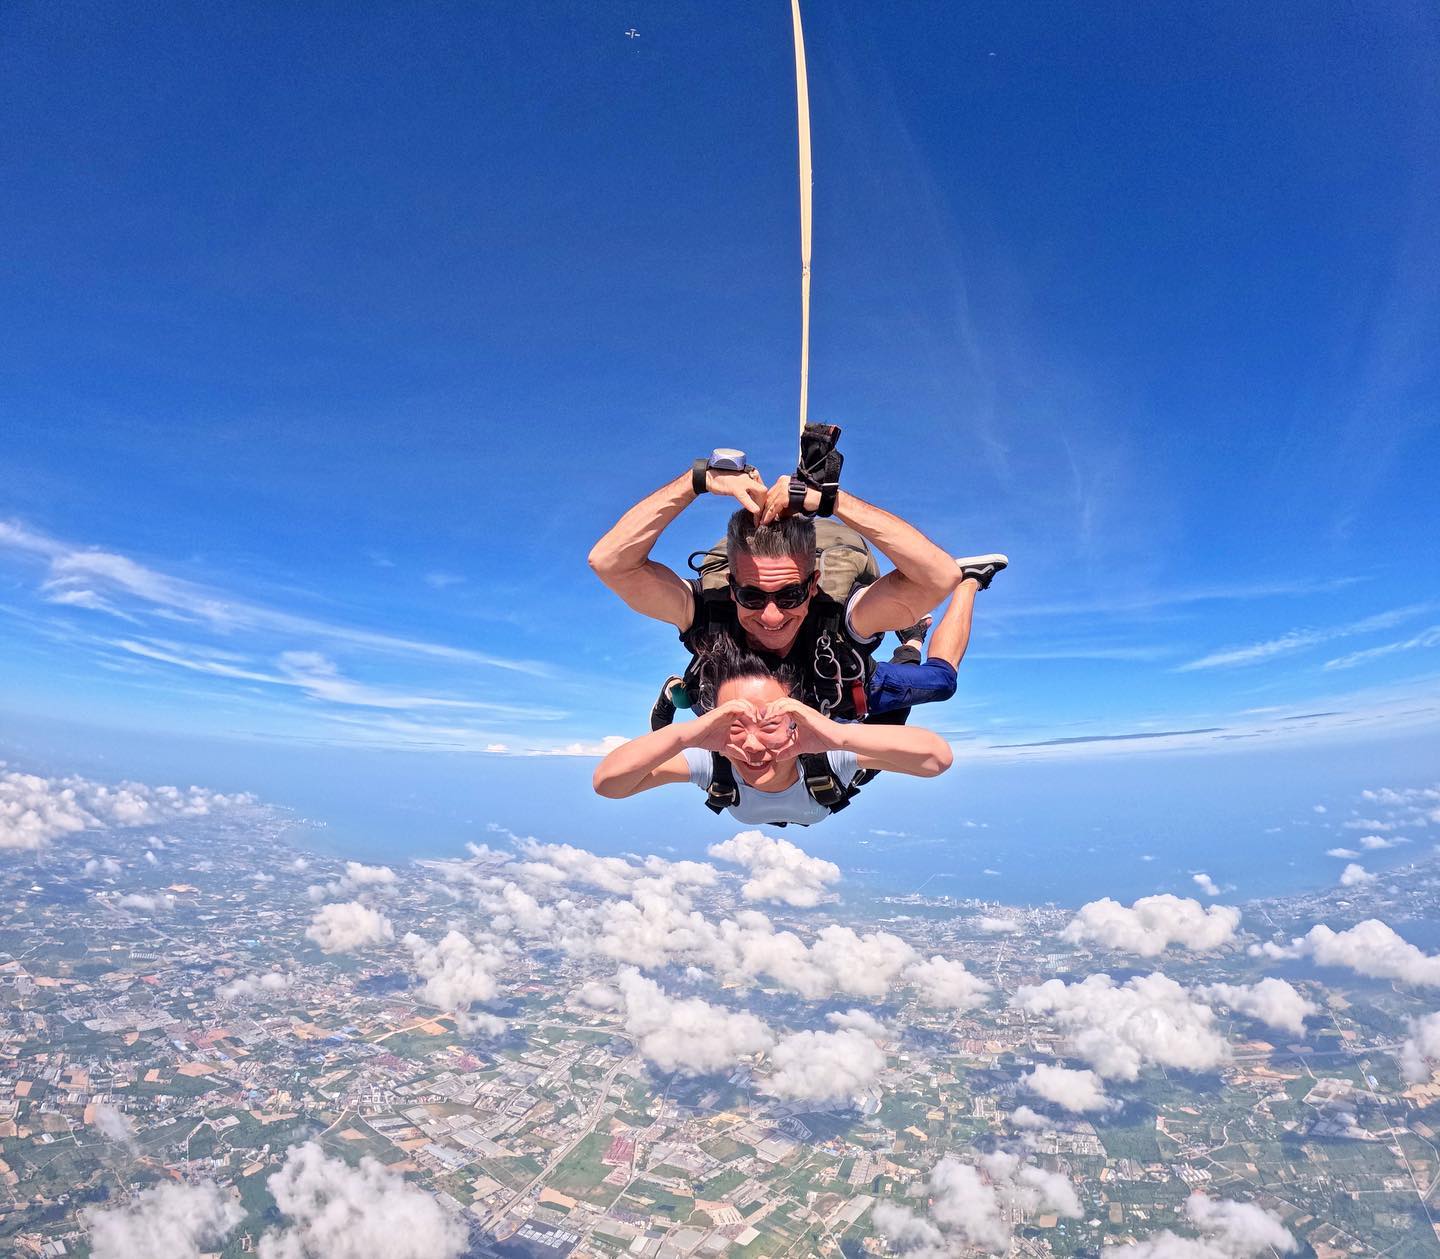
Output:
[715, 674, 796, 785]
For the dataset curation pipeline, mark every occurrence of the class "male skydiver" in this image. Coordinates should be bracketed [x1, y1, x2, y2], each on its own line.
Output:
[587, 445, 961, 723]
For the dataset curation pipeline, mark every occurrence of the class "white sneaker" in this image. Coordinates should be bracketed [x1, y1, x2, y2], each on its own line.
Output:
[954, 554, 1008, 590]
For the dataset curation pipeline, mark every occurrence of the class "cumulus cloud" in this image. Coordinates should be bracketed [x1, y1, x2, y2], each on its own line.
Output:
[91, 1102, 138, 1150]
[1338, 862, 1374, 887]
[878, 1153, 1081, 1256]
[219, 971, 294, 1001]
[1009, 1105, 1050, 1129]
[85, 1181, 242, 1259]
[1325, 847, 1360, 858]
[459, 1010, 506, 1037]
[403, 930, 506, 1012]
[1196, 979, 1317, 1037]
[764, 1028, 886, 1105]
[707, 830, 841, 907]
[82, 856, 122, 877]
[578, 981, 621, 1010]
[1108, 1192, 1295, 1258]
[826, 1008, 891, 1038]
[116, 892, 174, 914]
[1398, 1011, 1440, 1082]
[306, 901, 395, 954]
[616, 968, 774, 1075]
[731, 919, 918, 1000]
[1359, 834, 1403, 850]
[512, 839, 641, 894]
[257, 1141, 466, 1259]
[1022, 1064, 1116, 1113]
[1192, 873, 1221, 897]
[317, 861, 399, 899]
[1062, 895, 1240, 957]
[1014, 972, 1230, 1080]
[975, 915, 1021, 934]
[904, 954, 993, 1011]
[1, 767, 255, 850]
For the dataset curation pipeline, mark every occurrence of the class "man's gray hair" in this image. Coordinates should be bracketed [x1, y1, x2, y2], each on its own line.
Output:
[726, 510, 816, 573]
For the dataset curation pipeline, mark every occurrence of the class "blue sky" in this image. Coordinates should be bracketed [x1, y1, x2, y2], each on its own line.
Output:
[2, 2, 1438, 878]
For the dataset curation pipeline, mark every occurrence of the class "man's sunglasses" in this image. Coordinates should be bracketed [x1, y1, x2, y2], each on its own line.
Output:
[728, 573, 816, 611]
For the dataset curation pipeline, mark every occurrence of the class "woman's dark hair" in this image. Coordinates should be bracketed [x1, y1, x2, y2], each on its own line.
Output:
[691, 634, 798, 713]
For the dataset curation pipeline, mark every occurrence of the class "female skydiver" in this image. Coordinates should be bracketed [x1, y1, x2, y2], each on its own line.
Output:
[592, 636, 953, 826]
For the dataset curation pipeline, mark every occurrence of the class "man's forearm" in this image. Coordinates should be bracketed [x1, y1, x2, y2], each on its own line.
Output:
[587, 471, 695, 580]
[832, 490, 959, 605]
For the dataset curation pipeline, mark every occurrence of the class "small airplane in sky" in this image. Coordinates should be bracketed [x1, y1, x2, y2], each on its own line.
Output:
[625, 28, 639, 40]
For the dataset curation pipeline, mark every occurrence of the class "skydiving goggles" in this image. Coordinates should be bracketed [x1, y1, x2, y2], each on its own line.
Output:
[727, 572, 816, 611]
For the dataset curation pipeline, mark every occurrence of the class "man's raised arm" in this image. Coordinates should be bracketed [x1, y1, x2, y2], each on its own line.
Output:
[588, 465, 769, 631]
[762, 480, 959, 638]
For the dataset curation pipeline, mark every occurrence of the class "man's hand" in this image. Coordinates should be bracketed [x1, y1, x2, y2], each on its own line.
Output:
[758, 475, 819, 526]
[706, 466, 768, 517]
[759, 697, 840, 757]
[683, 699, 762, 753]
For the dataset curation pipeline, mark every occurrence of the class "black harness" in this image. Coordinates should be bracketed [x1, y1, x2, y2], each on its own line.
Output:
[679, 582, 877, 721]
[701, 751, 862, 826]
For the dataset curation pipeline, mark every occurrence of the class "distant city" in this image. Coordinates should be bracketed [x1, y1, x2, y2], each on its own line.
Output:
[2, 768, 1439, 1258]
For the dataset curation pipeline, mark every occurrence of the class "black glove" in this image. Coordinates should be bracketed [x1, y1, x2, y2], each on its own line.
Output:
[791, 422, 843, 516]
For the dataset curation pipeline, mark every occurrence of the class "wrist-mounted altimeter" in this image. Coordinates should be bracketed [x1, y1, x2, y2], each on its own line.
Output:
[692, 448, 749, 496]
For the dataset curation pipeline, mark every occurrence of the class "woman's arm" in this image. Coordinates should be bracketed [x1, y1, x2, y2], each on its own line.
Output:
[592, 700, 759, 799]
[764, 699, 953, 779]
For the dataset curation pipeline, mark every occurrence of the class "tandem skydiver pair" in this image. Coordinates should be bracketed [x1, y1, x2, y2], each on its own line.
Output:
[586, 426, 1006, 826]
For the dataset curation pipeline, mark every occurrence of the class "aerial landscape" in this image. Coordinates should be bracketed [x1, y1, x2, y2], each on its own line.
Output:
[4, 2, 1440, 1257]
[2, 767, 1439, 1256]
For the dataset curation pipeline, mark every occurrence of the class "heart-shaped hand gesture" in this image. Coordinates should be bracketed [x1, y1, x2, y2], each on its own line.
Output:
[756, 697, 837, 757]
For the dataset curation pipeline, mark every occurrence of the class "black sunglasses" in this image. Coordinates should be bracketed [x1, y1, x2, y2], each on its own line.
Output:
[728, 573, 815, 611]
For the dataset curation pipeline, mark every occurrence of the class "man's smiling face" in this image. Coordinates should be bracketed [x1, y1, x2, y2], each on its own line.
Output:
[729, 551, 816, 657]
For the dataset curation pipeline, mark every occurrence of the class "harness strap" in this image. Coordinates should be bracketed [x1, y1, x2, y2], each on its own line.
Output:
[704, 753, 742, 815]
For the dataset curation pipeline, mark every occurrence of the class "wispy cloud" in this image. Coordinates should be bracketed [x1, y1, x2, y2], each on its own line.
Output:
[1176, 605, 1430, 672]
[1, 519, 547, 675]
[109, 638, 565, 719]
[1324, 625, 1440, 671]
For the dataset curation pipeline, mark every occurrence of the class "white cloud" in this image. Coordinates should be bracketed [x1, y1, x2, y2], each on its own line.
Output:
[764, 1028, 886, 1105]
[1325, 847, 1360, 858]
[1325, 624, 1440, 671]
[116, 892, 175, 914]
[975, 915, 1021, 934]
[91, 1102, 138, 1151]
[318, 861, 399, 899]
[577, 981, 621, 1010]
[826, 1008, 891, 1038]
[1178, 606, 1427, 672]
[1250, 919, 1440, 986]
[879, 1153, 1082, 1256]
[306, 902, 395, 954]
[219, 971, 294, 1001]
[1196, 979, 1317, 1036]
[1108, 1192, 1296, 1258]
[1, 767, 254, 850]
[85, 1181, 241, 1259]
[1338, 862, 1374, 887]
[1358, 833, 1404, 850]
[82, 856, 122, 877]
[1009, 1105, 1050, 1129]
[1192, 873, 1220, 897]
[616, 967, 774, 1075]
[1022, 1064, 1116, 1113]
[1062, 895, 1240, 957]
[1014, 972, 1231, 1080]
[257, 1141, 466, 1259]
[904, 954, 993, 1011]
[459, 1011, 507, 1038]
[1399, 1012, 1440, 1082]
[707, 830, 841, 907]
[403, 930, 506, 1011]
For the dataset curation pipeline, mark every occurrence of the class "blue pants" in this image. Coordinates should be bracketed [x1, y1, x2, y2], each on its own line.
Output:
[866, 657, 958, 717]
